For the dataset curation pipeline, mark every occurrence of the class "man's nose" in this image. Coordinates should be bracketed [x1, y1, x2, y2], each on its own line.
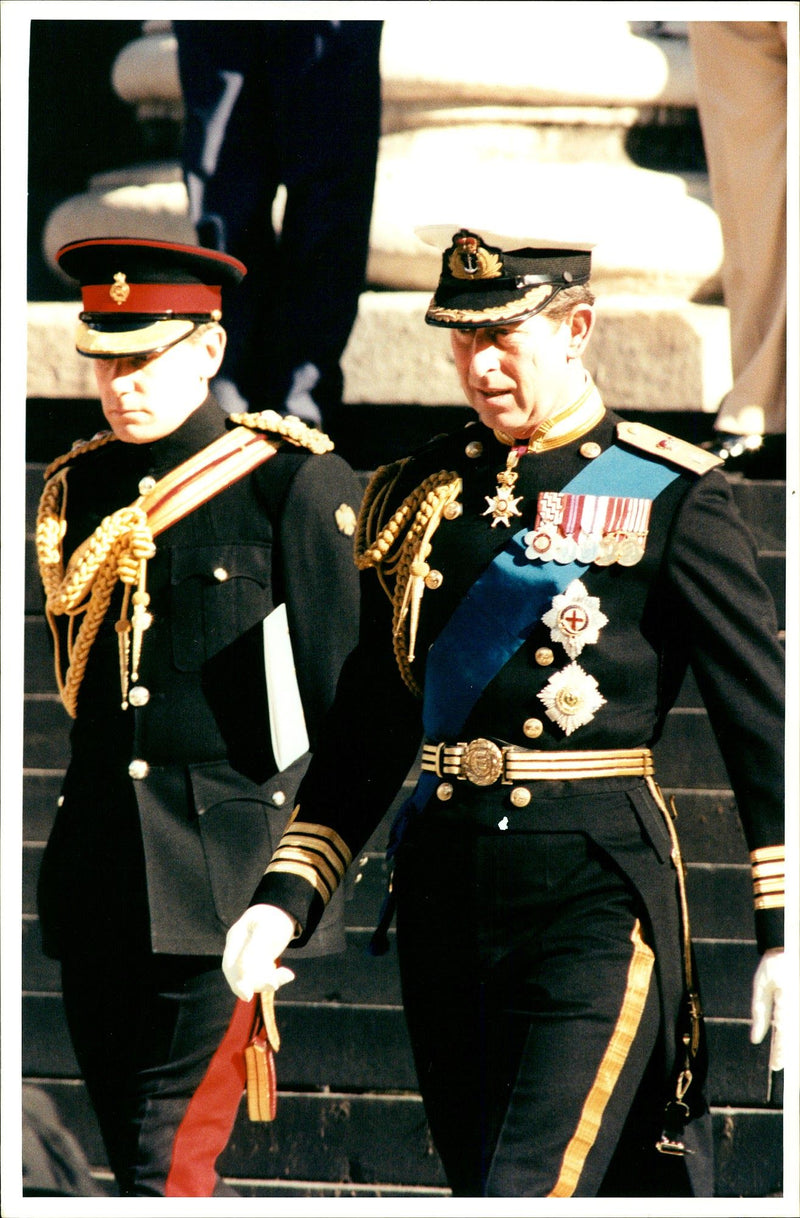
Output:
[469, 336, 500, 378]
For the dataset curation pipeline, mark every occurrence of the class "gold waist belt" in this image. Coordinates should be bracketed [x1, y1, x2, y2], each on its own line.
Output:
[421, 740, 654, 787]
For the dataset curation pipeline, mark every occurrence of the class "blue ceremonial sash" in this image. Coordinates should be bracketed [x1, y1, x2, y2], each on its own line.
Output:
[422, 443, 682, 739]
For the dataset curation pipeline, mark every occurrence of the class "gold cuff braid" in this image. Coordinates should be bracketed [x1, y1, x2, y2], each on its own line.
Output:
[750, 845, 785, 912]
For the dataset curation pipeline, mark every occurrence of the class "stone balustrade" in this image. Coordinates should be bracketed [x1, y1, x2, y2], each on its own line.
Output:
[32, 16, 732, 411]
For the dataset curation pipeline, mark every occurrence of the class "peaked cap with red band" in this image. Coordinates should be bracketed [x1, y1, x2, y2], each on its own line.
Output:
[56, 237, 247, 358]
[416, 226, 594, 329]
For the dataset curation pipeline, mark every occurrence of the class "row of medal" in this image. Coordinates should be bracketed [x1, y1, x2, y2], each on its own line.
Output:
[482, 478, 653, 566]
[482, 451, 653, 567]
[524, 491, 652, 567]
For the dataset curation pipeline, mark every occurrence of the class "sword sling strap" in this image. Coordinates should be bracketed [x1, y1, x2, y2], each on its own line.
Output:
[647, 779, 707, 1157]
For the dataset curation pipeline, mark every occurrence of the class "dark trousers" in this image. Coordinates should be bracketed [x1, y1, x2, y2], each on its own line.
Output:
[394, 819, 693, 1197]
[174, 20, 383, 428]
[60, 952, 253, 1197]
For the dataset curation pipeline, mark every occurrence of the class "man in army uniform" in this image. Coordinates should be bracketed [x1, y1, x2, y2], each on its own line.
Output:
[35, 237, 361, 1196]
[221, 227, 785, 1196]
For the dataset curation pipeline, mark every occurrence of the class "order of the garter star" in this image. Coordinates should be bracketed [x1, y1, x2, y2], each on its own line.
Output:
[542, 579, 609, 660]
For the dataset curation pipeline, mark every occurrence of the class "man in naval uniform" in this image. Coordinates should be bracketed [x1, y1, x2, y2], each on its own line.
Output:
[35, 237, 361, 1196]
[220, 227, 785, 1196]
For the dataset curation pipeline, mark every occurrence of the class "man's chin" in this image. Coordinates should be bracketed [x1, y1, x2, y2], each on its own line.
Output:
[106, 417, 156, 444]
[472, 396, 523, 432]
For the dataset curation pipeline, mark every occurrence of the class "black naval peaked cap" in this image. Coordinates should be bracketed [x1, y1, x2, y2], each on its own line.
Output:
[416, 226, 595, 329]
[55, 237, 247, 358]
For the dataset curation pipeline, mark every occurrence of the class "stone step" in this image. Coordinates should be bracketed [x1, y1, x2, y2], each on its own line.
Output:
[40, 156, 721, 303]
[15, 777, 752, 875]
[27, 290, 733, 414]
[18, 1079, 784, 1198]
[16, 815, 755, 940]
[20, 916, 761, 1027]
[20, 992, 776, 1113]
[114, 17, 697, 119]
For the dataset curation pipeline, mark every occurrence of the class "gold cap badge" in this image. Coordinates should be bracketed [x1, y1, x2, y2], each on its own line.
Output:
[109, 271, 130, 306]
[447, 232, 503, 280]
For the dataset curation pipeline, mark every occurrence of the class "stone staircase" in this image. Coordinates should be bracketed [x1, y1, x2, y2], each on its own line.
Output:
[22, 16, 784, 1198]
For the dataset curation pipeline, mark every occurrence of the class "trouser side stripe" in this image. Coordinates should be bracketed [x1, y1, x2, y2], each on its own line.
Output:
[548, 919, 655, 1197]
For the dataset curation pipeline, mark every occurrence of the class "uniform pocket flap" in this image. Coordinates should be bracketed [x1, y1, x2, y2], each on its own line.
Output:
[170, 543, 271, 587]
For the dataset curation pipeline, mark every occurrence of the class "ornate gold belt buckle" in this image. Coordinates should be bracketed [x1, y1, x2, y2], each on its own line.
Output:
[461, 738, 504, 786]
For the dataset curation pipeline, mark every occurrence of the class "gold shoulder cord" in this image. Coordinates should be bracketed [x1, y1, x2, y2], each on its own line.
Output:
[41, 430, 118, 481]
[36, 414, 328, 719]
[355, 462, 462, 696]
[37, 451, 157, 719]
[229, 409, 334, 455]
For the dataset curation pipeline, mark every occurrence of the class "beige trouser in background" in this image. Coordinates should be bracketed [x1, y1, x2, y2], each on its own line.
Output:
[689, 21, 787, 437]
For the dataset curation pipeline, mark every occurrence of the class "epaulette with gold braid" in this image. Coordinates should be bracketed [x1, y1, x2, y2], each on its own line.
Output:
[229, 410, 334, 456]
[617, 421, 724, 476]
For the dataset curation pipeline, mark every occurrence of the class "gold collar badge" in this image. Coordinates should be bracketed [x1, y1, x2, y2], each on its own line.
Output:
[110, 271, 130, 305]
[335, 503, 357, 537]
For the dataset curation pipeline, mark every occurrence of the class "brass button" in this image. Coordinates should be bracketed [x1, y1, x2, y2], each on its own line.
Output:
[425, 570, 443, 590]
[57, 795, 65, 808]
[271, 791, 286, 808]
[510, 787, 531, 808]
[535, 647, 555, 667]
[523, 718, 544, 739]
[465, 440, 483, 459]
[436, 782, 454, 801]
[128, 759, 150, 781]
[138, 475, 157, 495]
[128, 685, 150, 708]
[443, 502, 463, 520]
[580, 441, 602, 460]
[213, 567, 229, 582]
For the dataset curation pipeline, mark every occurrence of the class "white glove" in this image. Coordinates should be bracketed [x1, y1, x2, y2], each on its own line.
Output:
[222, 903, 297, 1002]
[750, 946, 784, 1072]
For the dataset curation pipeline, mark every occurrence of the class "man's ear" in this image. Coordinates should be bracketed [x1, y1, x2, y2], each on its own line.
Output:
[567, 304, 595, 358]
[199, 324, 227, 379]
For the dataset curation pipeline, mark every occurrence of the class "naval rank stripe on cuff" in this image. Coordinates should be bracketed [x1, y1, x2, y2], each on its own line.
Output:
[265, 820, 352, 905]
[751, 845, 785, 912]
